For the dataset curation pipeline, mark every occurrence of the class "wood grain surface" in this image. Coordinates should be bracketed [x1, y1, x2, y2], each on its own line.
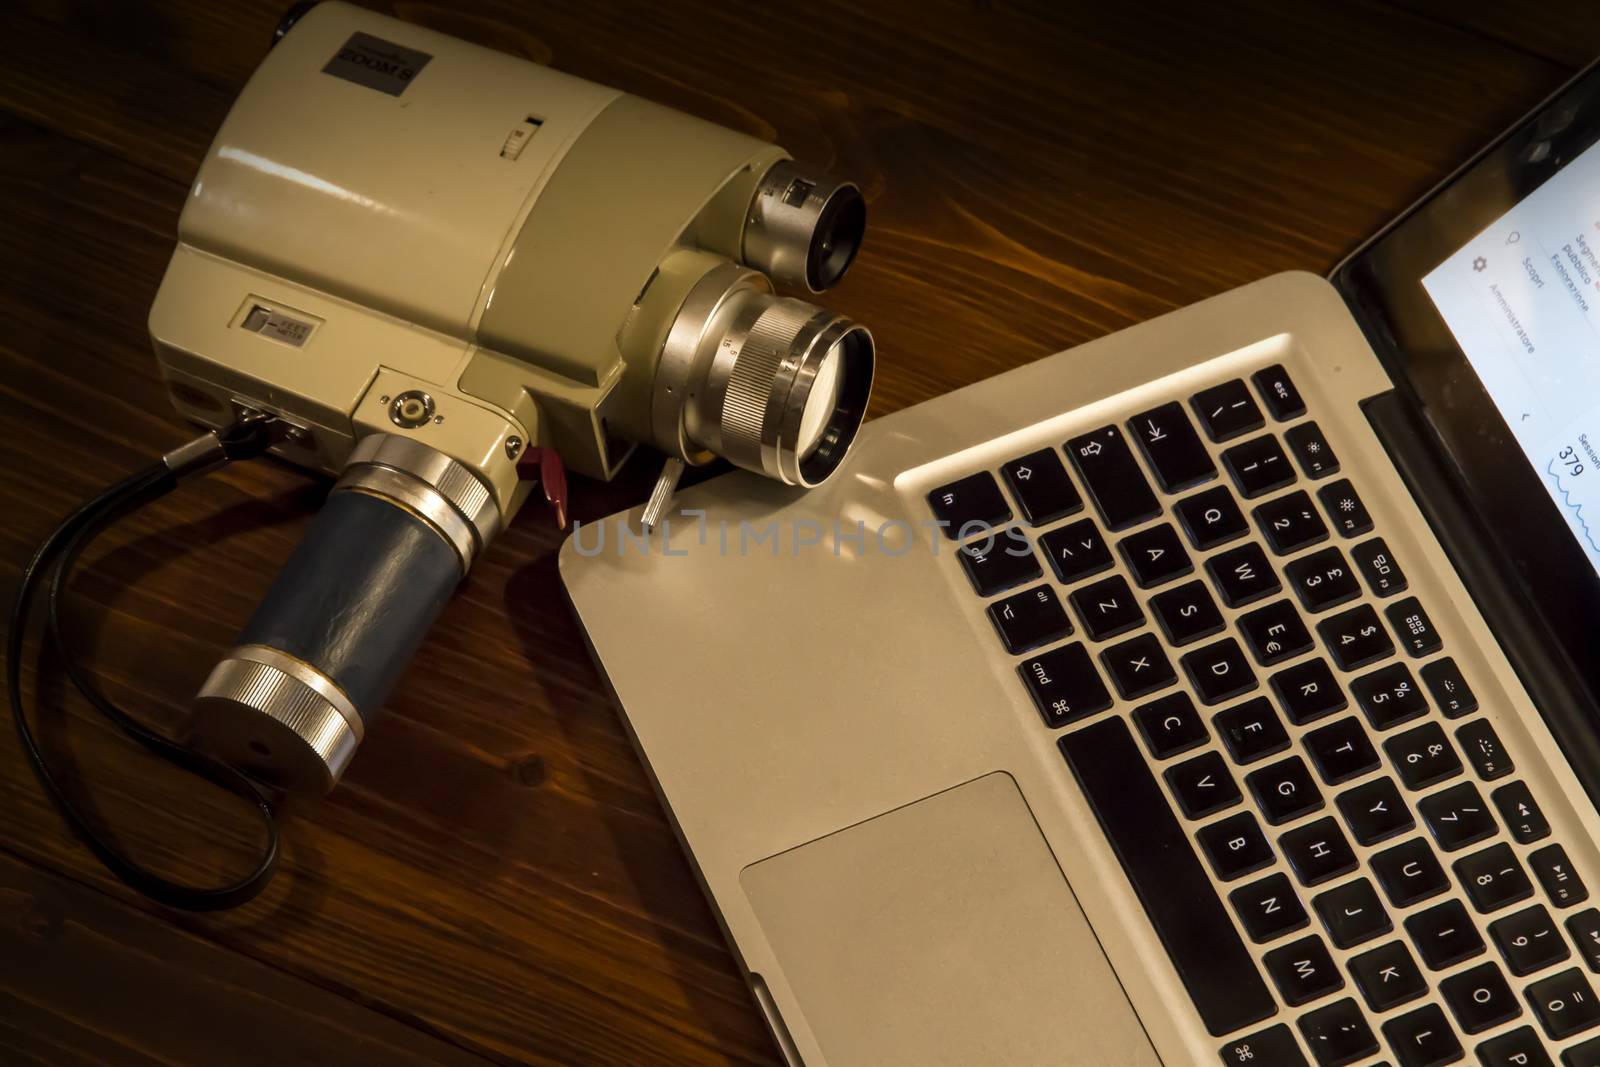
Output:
[1, 2, 1597, 1064]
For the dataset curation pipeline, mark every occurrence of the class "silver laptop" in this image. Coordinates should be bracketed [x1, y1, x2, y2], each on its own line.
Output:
[561, 64, 1600, 1066]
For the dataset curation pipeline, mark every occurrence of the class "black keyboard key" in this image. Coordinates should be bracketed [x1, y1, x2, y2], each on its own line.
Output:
[1407, 899, 1486, 969]
[1353, 662, 1429, 731]
[1349, 939, 1427, 1012]
[1528, 968, 1600, 1039]
[928, 471, 1010, 538]
[1224, 434, 1297, 498]
[1128, 401, 1217, 492]
[1069, 574, 1145, 641]
[1338, 777, 1415, 846]
[1100, 632, 1176, 699]
[1221, 1023, 1309, 1067]
[1567, 909, 1600, 974]
[1457, 719, 1513, 781]
[1493, 781, 1552, 845]
[1117, 523, 1193, 588]
[1060, 718, 1277, 1036]
[987, 585, 1072, 654]
[1386, 722, 1462, 791]
[1319, 604, 1396, 671]
[1381, 1004, 1462, 1067]
[1374, 838, 1450, 908]
[1420, 782, 1497, 853]
[1193, 379, 1265, 442]
[1492, 905, 1570, 976]
[1318, 479, 1374, 539]
[1305, 717, 1379, 785]
[1150, 580, 1226, 646]
[1238, 599, 1314, 666]
[1253, 364, 1307, 421]
[1198, 811, 1275, 881]
[1133, 691, 1209, 759]
[1456, 843, 1534, 914]
[1386, 598, 1443, 658]
[1019, 642, 1113, 728]
[1249, 756, 1325, 825]
[957, 528, 1041, 596]
[1216, 696, 1290, 764]
[1314, 878, 1392, 949]
[1066, 425, 1161, 531]
[1285, 547, 1363, 613]
[1477, 1027, 1553, 1067]
[1297, 997, 1378, 1067]
[1353, 537, 1408, 597]
[1422, 658, 1478, 719]
[1442, 961, 1521, 1035]
[1167, 751, 1243, 819]
[1231, 871, 1310, 943]
[1272, 658, 1348, 725]
[1182, 638, 1258, 705]
[1564, 1034, 1600, 1066]
[1532, 845, 1589, 909]
[1208, 542, 1281, 607]
[1038, 519, 1115, 584]
[1266, 934, 1344, 1006]
[1175, 484, 1250, 550]
[1254, 490, 1330, 555]
[1282, 817, 1358, 887]
[1286, 421, 1340, 480]
[1000, 448, 1083, 525]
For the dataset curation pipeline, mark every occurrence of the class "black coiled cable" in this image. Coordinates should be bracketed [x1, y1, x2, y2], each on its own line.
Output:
[7, 416, 284, 910]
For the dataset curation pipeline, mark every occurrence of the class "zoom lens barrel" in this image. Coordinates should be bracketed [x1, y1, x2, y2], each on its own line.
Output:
[742, 160, 867, 293]
[189, 436, 497, 792]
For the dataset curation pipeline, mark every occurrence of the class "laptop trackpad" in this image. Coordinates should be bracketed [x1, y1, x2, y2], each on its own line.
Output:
[740, 772, 1160, 1066]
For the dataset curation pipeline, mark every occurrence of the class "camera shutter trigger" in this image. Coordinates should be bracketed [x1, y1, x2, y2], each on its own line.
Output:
[516, 447, 569, 529]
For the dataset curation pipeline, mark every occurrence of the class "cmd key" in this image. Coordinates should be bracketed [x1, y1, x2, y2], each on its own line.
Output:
[1066, 425, 1161, 530]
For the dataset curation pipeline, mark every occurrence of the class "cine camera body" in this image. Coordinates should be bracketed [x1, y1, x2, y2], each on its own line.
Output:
[149, 2, 874, 793]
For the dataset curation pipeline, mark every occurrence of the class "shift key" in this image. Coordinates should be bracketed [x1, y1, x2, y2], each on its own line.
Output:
[1067, 425, 1162, 531]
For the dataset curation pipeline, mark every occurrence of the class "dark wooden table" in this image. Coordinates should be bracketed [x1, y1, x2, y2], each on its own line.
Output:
[3, 2, 1597, 1064]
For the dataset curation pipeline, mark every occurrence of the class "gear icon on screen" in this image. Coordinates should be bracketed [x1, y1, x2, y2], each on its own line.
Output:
[1473, 256, 1488, 272]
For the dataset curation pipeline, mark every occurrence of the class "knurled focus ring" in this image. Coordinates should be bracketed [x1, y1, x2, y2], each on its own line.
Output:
[720, 300, 822, 476]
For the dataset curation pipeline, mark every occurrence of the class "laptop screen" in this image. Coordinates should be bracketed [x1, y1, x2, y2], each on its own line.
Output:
[1420, 139, 1600, 578]
[1333, 60, 1600, 711]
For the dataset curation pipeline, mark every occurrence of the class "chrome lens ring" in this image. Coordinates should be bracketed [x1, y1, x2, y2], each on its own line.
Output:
[742, 160, 867, 293]
[780, 318, 874, 487]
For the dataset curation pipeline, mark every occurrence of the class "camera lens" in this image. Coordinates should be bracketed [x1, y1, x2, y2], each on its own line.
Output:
[652, 262, 874, 486]
[742, 160, 867, 293]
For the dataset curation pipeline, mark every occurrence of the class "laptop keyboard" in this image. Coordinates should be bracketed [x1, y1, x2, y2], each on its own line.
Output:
[928, 364, 1596, 1066]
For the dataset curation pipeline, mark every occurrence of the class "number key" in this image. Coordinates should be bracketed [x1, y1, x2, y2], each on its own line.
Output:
[1419, 781, 1497, 852]
[1317, 604, 1395, 671]
[1222, 434, 1296, 498]
[1527, 967, 1600, 1039]
[1253, 490, 1329, 555]
[1455, 842, 1534, 913]
[1284, 546, 1361, 613]
[1385, 722, 1463, 791]
[1352, 662, 1428, 731]
[1490, 904, 1570, 976]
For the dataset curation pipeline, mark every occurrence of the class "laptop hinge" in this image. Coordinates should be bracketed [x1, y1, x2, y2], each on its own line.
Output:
[1362, 390, 1600, 810]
